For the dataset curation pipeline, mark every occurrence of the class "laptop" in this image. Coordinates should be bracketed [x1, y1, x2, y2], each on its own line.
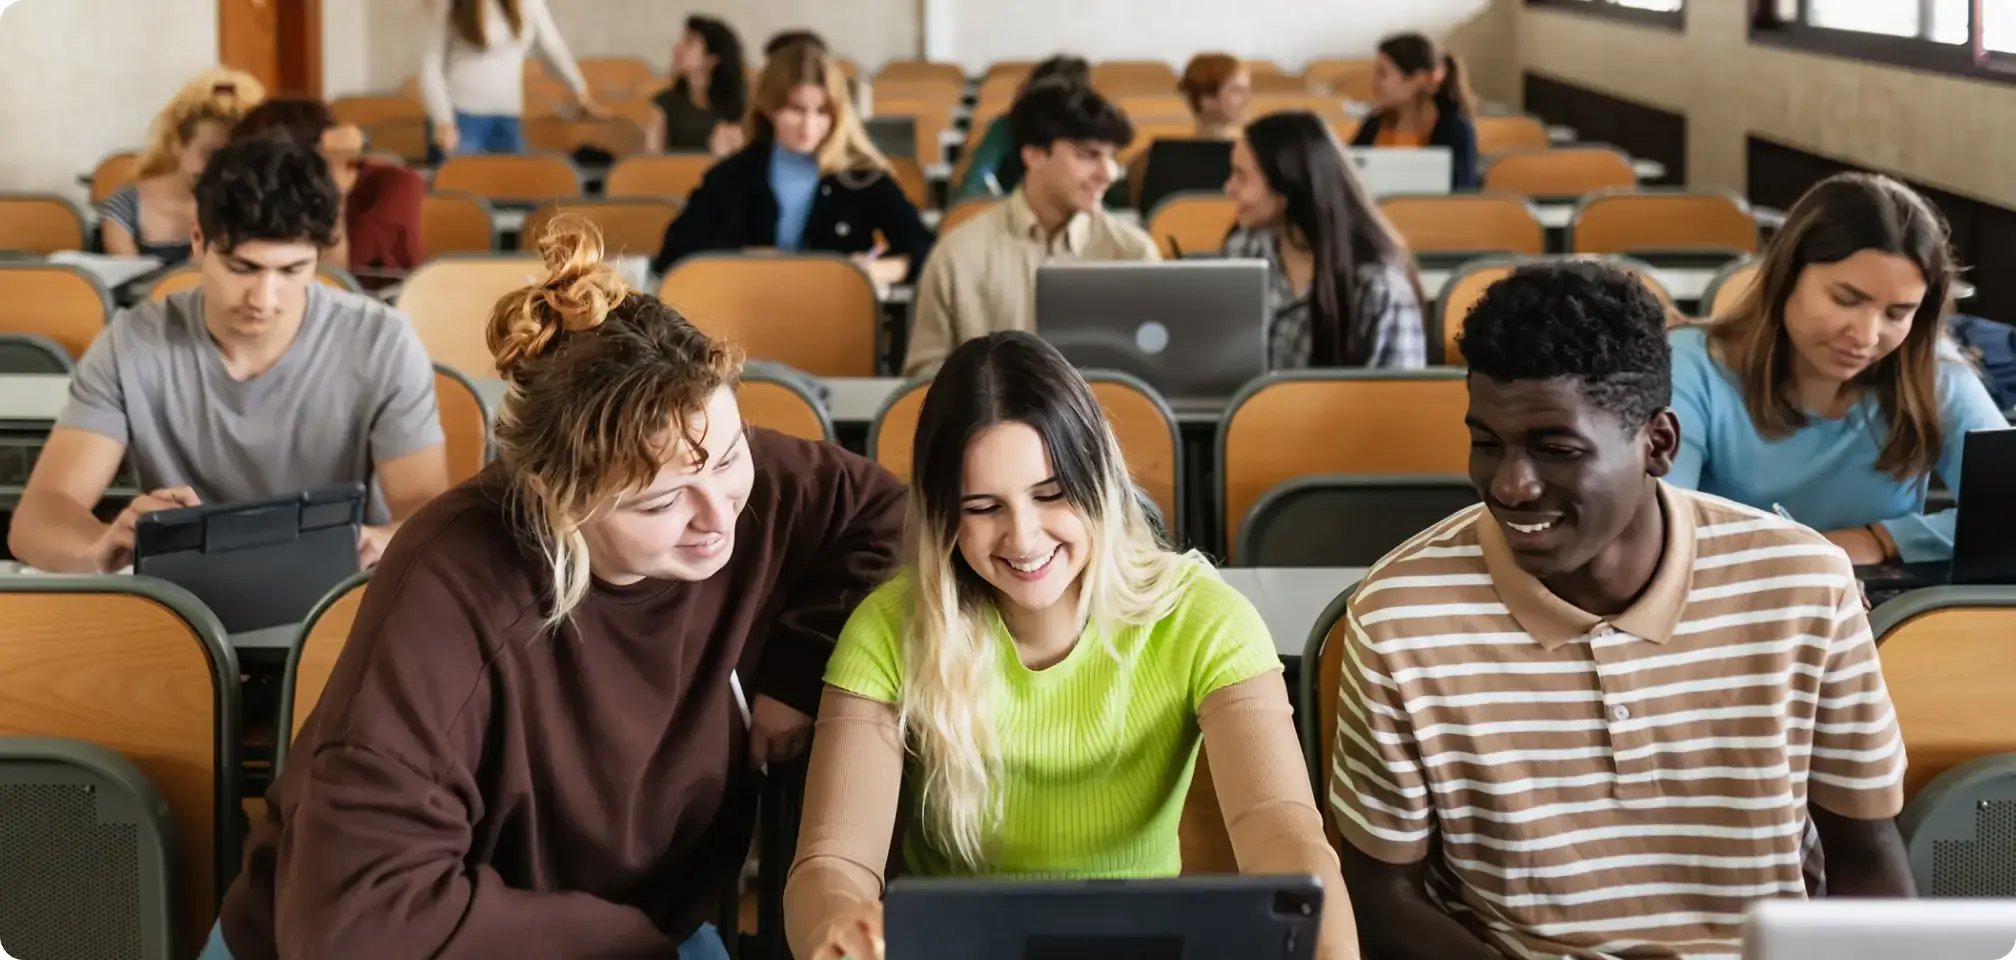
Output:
[1855, 426, 2016, 597]
[1744, 898, 2016, 959]
[884, 876, 1325, 960]
[134, 484, 365, 633]
[1345, 146, 1453, 196]
[1138, 140, 1235, 217]
[865, 116, 919, 160]
[1035, 260, 1270, 406]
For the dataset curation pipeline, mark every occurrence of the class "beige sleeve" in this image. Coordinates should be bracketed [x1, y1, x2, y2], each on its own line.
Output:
[1200, 674, 1362, 960]
[784, 687, 906, 959]
[901, 245, 957, 377]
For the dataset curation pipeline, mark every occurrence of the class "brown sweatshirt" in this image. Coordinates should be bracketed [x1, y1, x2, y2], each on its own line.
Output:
[218, 429, 905, 959]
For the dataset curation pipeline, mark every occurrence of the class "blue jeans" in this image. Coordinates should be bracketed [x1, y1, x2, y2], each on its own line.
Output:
[201, 920, 729, 958]
[453, 112, 526, 154]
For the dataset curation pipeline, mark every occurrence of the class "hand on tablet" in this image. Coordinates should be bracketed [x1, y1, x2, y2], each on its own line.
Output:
[749, 693, 813, 767]
[357, 524, 394, 569]
[96, 486, 201, 573]
[809, 900, 885, 960]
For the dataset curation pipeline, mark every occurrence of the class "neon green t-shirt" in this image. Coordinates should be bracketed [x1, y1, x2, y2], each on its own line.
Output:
[824, 561, 1283, 877]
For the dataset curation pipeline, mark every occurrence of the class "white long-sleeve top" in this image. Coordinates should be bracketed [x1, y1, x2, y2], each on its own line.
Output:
[418, 0, 588, 125]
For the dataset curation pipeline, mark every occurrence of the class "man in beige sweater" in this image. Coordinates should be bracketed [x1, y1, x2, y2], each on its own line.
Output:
[902, 83, 1160, 377]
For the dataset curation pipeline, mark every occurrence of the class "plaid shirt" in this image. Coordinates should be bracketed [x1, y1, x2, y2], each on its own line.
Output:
[1224, 228, 1428, 370]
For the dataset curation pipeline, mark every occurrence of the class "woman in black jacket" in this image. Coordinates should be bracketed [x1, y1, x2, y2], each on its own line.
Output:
[652, 44, 933, 283]
[1350, 33, 1480, 191]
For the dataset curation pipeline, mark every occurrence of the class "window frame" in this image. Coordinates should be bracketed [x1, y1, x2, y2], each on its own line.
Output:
[1524, 0, 1687, 32]
[1749, 0, 2016, 86]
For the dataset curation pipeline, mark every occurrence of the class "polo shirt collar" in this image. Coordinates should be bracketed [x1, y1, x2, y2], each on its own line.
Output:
[1478, 480, 1696, 650]
[1005, 188, 1091, 254]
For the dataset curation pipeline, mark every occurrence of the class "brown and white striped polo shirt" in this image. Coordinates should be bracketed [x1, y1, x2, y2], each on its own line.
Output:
[1329, 483, 1905, 960]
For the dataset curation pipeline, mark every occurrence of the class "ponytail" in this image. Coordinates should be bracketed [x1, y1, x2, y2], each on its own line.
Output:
[1436, 52, 1477, 118]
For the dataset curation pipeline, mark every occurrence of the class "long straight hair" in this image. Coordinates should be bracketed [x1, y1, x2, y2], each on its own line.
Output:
[901, 332, 1203, 869]
[1243, 111, 1422, 366]
[1377, 33, 1475, 120]
[450, 0, 522, 49]
[747, 43, 889, 176]
[682, 15, 748, 123]
[1707, 172, 1957, 480]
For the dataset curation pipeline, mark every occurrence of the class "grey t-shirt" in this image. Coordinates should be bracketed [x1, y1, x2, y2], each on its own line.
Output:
[58, 285, 444, 524]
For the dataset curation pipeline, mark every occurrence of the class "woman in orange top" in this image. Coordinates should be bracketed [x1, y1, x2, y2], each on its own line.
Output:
[1350, 33, 1479, 189]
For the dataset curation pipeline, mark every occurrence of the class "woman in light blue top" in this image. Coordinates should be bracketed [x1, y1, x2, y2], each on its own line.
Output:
[1668, 172, 2006, 564]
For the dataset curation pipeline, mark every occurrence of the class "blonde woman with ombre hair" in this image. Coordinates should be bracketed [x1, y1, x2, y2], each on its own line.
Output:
[651, 42, 933, 285]
[209, 218, 904, 960]
[100, 67, 266, 263]
[784, 331, 1359, 960]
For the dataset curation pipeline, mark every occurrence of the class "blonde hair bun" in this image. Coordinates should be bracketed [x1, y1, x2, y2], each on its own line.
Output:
[487, 215, 633, 380]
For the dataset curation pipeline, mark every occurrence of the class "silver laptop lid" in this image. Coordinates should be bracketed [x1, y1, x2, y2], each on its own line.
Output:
[1346, 146, 1453, 196]
[1745, 899, 2016, 960]
[1034, 260, 1269, 403]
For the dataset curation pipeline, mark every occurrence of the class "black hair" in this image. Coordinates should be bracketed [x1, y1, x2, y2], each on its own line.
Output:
[1243, 111, 1417, 366]
[764, 28, 827, 58]
[231, 97, 336, 146]
[912, 331, 1117, 592]
[1009, 82, 1133, 154]
[683, 15, 748, 122]
[1023, 55, 1091, 92]
[1378, 32, 1476, 118]
[194, 134, 340, 252]
[1458, 262, 1673, 430]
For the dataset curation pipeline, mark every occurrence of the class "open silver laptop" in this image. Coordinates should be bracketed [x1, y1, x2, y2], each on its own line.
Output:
[1034, 260, 1269, 405]
[1745, 899, 2016, 959]
[1346, 146, 1453, 196]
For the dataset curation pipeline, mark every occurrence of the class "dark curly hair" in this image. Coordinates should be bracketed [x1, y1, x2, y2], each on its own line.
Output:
[1457, 261, 1672, 430]
[193, 134, 340, 253]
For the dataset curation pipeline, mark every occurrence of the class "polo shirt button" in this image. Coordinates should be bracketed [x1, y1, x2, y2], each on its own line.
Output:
[1612, 705, 1631, 722]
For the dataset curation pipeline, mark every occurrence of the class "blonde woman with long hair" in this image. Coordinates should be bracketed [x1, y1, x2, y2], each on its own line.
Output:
[651, 43, 932, 285]
[784, 331, 1358, 960]
[100, 67, 265, 263]
[210, 219, 905, 960]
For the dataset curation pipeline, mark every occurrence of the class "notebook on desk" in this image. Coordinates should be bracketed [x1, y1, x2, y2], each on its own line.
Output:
[885, 876, 1324, 960]
[133, 484, 364, 633]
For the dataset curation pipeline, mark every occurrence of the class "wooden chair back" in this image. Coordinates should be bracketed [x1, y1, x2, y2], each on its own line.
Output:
[657, 255, 880, 377]
[0, 263, 111, 359]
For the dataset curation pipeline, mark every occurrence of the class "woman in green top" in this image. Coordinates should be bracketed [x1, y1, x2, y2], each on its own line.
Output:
[784, 332, 1357, 960]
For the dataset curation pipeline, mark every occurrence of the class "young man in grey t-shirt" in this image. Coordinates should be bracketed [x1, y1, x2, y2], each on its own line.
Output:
[10, 135, 450, 573]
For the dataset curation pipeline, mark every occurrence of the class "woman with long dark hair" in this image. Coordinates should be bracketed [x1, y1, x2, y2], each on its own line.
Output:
[1223, 111, 1425, 369]
[651, 15, 748, 155]
[419, 0, 602, 155]
[1350, 33, 1479, 189]
[1669, 172, 2006, 563]
[784, 331, 1356, 960]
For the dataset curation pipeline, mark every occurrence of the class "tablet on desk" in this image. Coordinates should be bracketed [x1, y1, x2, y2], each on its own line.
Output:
[884, 875, 1323, 960]
[134, 484, 364, 634]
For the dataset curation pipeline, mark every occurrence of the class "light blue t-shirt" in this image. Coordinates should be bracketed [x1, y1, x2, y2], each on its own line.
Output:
[1666, 323, 2007, 562]
[769, 144, 820, 251]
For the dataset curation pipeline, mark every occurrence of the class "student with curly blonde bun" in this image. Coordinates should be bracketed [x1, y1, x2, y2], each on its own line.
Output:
[101, 67, 266, 263]
[785, 332, 1358, 960]
[212, 218, 907, 960]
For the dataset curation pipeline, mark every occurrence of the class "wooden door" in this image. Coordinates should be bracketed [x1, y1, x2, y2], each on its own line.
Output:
[220, 0, 321, 96]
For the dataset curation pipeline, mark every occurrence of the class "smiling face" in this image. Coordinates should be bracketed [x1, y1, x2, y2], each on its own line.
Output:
[1780, 249, 1928, 386]
[581, 386, 756, 584]
[954, 421, 1092, 622]
[1465, 375, 1677, 580]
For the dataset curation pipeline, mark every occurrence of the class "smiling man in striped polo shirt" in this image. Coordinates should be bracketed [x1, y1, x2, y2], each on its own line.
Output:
[1330, 263, 1913, 960]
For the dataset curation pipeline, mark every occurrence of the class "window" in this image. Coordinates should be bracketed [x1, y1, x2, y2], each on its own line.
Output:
[1757, 0, 2016, 80]
[1525, 0, 1685, 31]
